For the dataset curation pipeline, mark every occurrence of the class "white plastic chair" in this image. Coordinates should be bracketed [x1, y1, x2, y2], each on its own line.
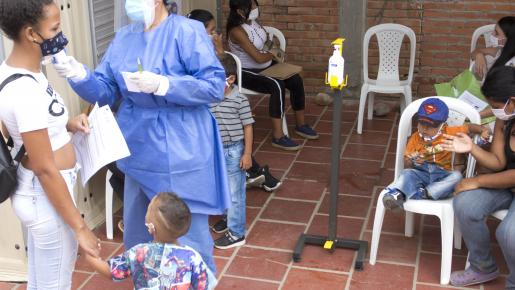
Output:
[469, 24, 496, 70]
[358, 23, 416, 134]
[105, 169, 114, 240]
[225, 27, 289, 137]
[369, 97, 481, 285]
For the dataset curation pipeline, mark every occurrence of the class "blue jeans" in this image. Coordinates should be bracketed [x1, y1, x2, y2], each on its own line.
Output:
[223, 140, 246, 238]
[389, 162, 462, 200]
[453, 188, 515, 289]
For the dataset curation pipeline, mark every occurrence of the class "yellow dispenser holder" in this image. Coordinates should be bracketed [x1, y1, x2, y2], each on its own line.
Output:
[293, 38, 368, 271]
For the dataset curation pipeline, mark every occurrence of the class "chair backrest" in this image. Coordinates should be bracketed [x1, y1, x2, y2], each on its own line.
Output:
[394, 97, 481, 181]
[363, 23, 416, 84]
[224, 51, 243, 94]
[263, 26, 286, 51]
[470, 24, 496, 53]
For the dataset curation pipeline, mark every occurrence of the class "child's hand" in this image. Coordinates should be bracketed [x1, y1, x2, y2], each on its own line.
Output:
[240, 153, 252, 170]
[407, 151, 423, 165]
[84, 252, 112, 278]
[480, 126, 492, 142]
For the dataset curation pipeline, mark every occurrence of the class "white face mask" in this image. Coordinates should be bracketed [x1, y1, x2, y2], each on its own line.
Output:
[492, 99, 515, 120]
[489, 33, 505, 48]
[125, 0, 156, 29]
[419, 123, 444, 142]
[248, 8, 259, 21]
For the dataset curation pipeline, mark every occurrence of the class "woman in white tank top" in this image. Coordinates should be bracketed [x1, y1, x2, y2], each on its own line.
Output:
[227, 0, 319, 151]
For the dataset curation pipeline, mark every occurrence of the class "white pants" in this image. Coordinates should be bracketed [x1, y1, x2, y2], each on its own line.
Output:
[11, 164, 79, 290]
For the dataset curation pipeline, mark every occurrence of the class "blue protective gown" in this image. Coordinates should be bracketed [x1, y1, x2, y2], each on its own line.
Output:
[69, 15, 231, 256]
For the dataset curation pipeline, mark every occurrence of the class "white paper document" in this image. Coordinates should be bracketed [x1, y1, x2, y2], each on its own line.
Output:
[72, 103, 130, 186]
[121, 71, 141, 93]
[458, 90, 488, 112]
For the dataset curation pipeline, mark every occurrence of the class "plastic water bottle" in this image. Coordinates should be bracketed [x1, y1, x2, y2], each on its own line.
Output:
[327, 44, 345, 86]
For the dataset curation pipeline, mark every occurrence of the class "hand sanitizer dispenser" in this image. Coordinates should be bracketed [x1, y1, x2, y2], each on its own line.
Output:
[328, 43, 344, 87]
[325, 38, 347, 89]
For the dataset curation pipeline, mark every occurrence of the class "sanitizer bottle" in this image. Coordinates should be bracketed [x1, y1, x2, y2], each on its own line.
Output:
[328, 44, 345, 87]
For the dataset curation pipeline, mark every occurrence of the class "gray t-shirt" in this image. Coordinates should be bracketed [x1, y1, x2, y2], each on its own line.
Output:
[209, 85, 254, 144]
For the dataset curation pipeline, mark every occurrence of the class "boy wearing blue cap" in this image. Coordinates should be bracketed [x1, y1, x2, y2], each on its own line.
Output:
[383, 98, 491, 210]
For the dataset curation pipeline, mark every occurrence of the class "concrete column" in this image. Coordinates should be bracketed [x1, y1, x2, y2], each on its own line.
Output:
[339, 0, 366, 88]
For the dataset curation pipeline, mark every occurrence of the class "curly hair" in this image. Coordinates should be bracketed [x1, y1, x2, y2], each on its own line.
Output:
[0, 0, 55, 41]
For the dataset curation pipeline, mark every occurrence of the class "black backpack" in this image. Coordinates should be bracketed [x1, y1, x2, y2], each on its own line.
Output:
[0, 74, 36, 203]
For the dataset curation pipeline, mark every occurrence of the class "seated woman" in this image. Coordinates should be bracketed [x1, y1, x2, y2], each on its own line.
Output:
[471, 16, 515, 80]
[442, 66, 515, 288]
[226, 0, 318, 151]
[471, 16, 514, 120]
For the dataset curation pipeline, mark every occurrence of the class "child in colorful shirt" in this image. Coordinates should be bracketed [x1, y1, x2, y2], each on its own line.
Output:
[85, 192, 214, 289]
[383, 98, 491, 210]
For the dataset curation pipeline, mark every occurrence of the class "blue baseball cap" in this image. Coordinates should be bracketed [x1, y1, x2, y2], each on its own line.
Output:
[417, 98, 448, 127]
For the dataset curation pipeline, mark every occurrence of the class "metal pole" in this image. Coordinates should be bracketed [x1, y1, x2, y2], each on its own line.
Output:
[216, 0, 223, 33]
[328, 89, 343, 241]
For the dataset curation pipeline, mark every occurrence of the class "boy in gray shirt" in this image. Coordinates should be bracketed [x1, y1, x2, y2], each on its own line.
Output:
[209, 54, 254, 249]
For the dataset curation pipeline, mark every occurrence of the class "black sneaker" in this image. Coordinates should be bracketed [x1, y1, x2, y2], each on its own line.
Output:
[260, 165, 282, 192]
[211, 218, 228, 234]
[246, 171, 265, 187]
[382, 188, 405, 211]
[214, 231, 245, 249]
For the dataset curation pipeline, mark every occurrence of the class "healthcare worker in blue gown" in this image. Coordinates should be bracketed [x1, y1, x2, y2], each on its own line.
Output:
[53, 0, 230, 274]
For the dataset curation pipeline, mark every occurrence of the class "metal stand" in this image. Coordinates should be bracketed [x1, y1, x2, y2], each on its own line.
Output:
[292, 88, 368, 271]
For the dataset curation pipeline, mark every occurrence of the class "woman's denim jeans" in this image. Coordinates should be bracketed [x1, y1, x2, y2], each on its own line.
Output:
[389, 162, 462, 200]
[223, 140, 246, 238]
[453, 188, 515, 289]
[11, 164, 79, 290]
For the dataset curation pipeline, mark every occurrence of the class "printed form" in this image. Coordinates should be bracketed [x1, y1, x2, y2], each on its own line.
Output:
[72, 103, 130, 186]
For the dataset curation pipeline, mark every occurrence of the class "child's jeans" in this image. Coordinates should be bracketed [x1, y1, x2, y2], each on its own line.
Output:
[11, 164, 79, 290]
[223, 140, 246, 238]
[389, 162, 462, 200]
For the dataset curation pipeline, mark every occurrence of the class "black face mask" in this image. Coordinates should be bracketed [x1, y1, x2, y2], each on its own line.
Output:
[33, 31, 69, 57]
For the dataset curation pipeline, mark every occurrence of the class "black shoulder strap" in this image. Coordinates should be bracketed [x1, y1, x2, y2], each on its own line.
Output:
[0, 73, 37, 162]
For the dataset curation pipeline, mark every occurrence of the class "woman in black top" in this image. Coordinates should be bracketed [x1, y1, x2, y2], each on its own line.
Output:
[442, 66, 515, 288]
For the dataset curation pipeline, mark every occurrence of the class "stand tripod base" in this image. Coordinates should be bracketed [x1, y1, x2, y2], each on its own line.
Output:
[292, 234, 368, 271]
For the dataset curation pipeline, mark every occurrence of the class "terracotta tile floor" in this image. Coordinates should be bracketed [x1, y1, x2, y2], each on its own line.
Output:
[1, 97, 508, 289]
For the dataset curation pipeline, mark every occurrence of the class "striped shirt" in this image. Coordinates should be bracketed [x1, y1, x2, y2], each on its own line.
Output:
[209, 85, 254, 144]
